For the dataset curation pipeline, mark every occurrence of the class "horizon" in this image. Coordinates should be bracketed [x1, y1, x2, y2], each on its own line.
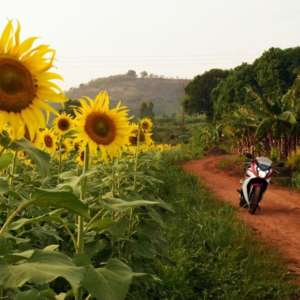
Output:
[2, 0, 300, 89]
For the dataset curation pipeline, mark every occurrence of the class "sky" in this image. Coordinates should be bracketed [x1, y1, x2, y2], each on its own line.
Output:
[1, 0, 300, 89]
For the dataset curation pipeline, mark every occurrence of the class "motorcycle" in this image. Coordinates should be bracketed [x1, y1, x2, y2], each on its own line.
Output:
[239, 156, 273, 214]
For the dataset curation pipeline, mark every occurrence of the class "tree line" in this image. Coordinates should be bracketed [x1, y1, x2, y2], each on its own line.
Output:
[184, 47, 300, 159]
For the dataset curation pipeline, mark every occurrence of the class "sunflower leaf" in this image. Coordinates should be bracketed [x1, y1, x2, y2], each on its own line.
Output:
[0, 250, 83, 291]
[82, 259, 136, 300]
[0, 152, 14, 170]
[31, 189, 89, 218]
[13, 139, 50, 177]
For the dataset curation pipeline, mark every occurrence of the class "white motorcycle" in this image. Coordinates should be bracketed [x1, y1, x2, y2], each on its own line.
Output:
[239, 156, 273, 214]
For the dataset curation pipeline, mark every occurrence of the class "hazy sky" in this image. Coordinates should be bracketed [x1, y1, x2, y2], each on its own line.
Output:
[1, 0, 300, 88]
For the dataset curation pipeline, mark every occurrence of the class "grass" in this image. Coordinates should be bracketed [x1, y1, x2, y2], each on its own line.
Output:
[130, 156, 299, 300]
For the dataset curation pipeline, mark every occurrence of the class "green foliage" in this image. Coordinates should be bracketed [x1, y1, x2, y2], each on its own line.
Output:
[132, 159, 299, 300]
[207, 47, 300, 158]
[140, 101, 154, 119]
[0, 152, 13, 170]
[153, 114, 207, 146]
[1, 248, 135, 300]
[183, 69, 229, 117]
[287, 149, 300, 171]
[212, 47, 300, 120]
[13, 139, 51, 177]
[31, 189, 89, 219]
[189, 123, 221, 154]
[292, 172, 300, 189]
[0, 144, 169, 299]
[212, 63, 256, 119]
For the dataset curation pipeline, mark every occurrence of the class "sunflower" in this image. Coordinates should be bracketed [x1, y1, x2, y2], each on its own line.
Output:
[129, 124, 152, 146]
[55, 138, 72, 160]
[0, 20, 65, 140]
[74, 91, 131, 159]
[140, 117, 153, 132]
[71, 137, 83, 152]
[75, 144, 85, 166]
[39, 128, 57, 154]
[53, 112, 73, 134]
[17, 150, 32, 166]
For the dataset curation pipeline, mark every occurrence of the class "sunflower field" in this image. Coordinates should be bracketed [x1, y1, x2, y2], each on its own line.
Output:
[0, 21, 174, 299]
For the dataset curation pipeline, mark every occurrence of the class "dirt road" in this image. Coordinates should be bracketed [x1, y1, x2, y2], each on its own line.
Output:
[183, 155, 300, 280]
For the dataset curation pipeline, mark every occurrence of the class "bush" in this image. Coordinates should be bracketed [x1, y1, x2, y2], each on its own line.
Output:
[287, 148, 300, 171]
[292, 171, 300, 189]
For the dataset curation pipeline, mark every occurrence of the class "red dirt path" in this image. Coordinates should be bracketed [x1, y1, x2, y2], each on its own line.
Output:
[183, 155, 300, 281]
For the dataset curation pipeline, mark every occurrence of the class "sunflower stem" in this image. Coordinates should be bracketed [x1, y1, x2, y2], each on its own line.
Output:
[84, 208, 104, 233]
[57, 137, 63, 183]
[57, 139, 62, 183]
[77, 144, 89, 253]
[0, 146, 6, 157]
[76, 144, 89, 300]
[133, 126, 141, 190]
[9, 150, 18, 189]
[0, 199, 34, 235]
[63, 222, 78, 253]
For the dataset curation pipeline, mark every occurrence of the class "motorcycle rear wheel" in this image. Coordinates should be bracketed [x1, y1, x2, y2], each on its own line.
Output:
[248, 186, 261, 214]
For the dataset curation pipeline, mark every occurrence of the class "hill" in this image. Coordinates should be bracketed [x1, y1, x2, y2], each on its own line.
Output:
[66, 71, 189, 116]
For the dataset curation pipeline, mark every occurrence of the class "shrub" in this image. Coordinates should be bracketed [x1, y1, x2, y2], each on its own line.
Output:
[287, 148, 300, 171]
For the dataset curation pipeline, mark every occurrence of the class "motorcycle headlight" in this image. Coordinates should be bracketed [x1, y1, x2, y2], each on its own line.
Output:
[258, 170, 267, 178]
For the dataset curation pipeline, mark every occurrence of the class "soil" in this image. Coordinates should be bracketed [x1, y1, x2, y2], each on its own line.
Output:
[183, 155, 300, 282]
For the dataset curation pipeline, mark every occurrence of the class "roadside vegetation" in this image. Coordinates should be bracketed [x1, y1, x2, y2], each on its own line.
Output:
[183, 47, 300, 189]
[129, 152, 299, 300]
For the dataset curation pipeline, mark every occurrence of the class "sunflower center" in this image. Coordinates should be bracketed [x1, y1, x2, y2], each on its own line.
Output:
[85, 112, 116, 145]
[142, 122, 149, 130]
[58, 118, 70, 131]
[0, 58, 36, 112]
[74, 142, 80, 151]
[80, 151, 85, 162]
[44, 135, 53, 148]
[129, 129, 145, 146]
[129, 135, 138, 146]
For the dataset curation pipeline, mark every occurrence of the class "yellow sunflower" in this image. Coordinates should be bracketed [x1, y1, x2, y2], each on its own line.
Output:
[0, 20, 65, 140]
[55, 138, 72, 160]
[74, 91, 131, 159]
[129, 124, 152, 146]
[140, 117, 153, 132]
[53, 112, 73, 135]
[75, 144, 85, 166]
[17, 150, 32, 166]
[71, 137, 83, 152]
[39, 128, 57, 154]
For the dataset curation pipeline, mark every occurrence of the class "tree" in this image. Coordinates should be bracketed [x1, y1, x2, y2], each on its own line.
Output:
[184, 69, 229, 117]
[211, 47, 300, 158]
[212, 63, 256, 120]
[140, 101, 154, 119]
[140, 71, 148, 78]
[126, 70, 137, 78]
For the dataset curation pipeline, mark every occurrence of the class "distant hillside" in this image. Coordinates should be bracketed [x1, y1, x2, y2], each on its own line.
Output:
[66, 71, 189, 116]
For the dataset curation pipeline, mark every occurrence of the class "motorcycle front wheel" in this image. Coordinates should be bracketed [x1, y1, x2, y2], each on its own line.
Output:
[248, 186, 261, 214]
